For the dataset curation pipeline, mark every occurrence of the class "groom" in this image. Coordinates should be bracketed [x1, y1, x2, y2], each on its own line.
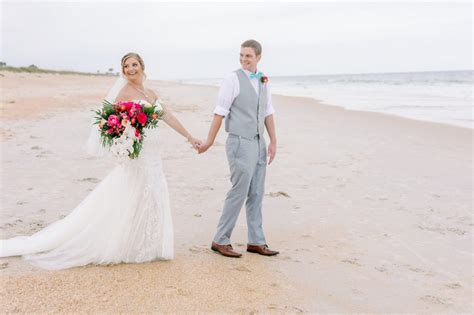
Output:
[198, 39, 279, 258]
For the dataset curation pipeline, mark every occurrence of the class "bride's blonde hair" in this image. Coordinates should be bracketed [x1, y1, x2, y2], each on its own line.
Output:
[121, 52, 145, 75]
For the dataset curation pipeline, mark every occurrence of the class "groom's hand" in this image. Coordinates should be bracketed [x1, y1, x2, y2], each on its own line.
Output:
[268, 142, 276, 165]
[187, 136, 202, 152]
[197, 139, 212, 154]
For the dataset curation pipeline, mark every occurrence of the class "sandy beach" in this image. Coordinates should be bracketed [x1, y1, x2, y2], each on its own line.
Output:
[0, 71, 472, 313]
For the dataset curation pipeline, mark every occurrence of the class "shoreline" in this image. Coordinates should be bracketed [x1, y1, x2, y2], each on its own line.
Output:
[179, 79, 474, 131]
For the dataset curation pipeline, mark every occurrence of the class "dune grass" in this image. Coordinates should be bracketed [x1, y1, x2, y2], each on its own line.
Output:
[0, 64, 117, 76]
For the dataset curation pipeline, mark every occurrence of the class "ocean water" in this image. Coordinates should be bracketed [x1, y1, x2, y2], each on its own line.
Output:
[185, 70, 473, 129]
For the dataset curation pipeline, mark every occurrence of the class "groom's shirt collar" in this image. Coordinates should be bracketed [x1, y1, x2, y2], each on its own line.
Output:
[213, 70, 275, 118]
[242, 68, 259, 79]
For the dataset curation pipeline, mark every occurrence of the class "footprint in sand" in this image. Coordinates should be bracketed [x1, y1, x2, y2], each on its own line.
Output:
[16, 201, 27, 205]
[27, 187, 33, 191]
[234, 265, 251, 272]
[193, 214, 202, 218]
[444, 283, 462, 289]
[164, 286, 191, 297]
[38, 209, 46, 213]
[267, 304, 279, 310]
[188, 245, 208, 253]
[341, 258, 362, 266]
[177, 288, 191, 297]
[446, 227, 467, 235]
[267, 191, 291, 198]
[375, 266, 389, 273]
[29, 220, 44, 227]
[30, 224, 45, 233]
[31, 146, 42, 150]
[201, 186, 214, 191]
[419, 295, 452, 306]
[0, 262, 9, 269]
[405, 265, 435, 276]
[78, 177, 100, 183]
[288, 306, 304, 313]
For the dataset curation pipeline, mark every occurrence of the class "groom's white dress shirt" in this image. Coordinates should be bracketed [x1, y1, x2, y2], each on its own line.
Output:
[213, 68, 275, 117]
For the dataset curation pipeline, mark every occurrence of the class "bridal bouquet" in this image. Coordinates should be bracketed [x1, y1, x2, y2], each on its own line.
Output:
[93, 100, 164, 159]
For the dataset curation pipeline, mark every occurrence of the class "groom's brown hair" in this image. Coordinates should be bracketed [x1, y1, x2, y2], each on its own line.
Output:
[241, 40, 262, 56]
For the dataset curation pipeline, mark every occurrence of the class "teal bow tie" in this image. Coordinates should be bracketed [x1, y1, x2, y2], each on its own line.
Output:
[249, 71, 263, 79]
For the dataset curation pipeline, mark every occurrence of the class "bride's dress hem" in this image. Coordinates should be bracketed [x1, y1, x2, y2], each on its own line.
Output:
[0, 99, 174, 271]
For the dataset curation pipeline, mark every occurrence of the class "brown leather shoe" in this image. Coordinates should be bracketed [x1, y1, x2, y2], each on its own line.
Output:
[247, 244, 279, 256]
[211, 242, 242, 258]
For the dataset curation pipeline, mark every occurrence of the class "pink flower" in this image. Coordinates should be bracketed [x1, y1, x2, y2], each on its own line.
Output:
[128, 103, 143, 116]
[137, 112, 148, 125]
[135, 129, 141, 139]
[107, 128, 114, 134]
[107, 114, 120, 128]
[123, 102, 134, 110]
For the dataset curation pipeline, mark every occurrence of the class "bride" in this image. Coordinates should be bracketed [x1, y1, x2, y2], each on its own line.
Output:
[0, 52, 201, 270]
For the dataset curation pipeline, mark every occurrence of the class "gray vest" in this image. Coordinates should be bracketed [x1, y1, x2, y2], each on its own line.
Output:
[224, 69, 267, 139]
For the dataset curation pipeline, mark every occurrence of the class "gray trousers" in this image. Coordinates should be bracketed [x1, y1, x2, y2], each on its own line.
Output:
[213, 133, 267, 246]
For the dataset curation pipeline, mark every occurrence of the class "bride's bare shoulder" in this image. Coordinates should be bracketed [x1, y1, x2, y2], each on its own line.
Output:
[115, 85, 134, 102]
[145, 88, 158, 100]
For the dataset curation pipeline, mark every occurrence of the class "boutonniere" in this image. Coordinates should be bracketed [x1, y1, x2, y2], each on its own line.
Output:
[261, 76, 269, 84]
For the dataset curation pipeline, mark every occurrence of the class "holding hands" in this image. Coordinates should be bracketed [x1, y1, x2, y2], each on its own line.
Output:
[196, 139, 212, 154]
[187, 134, 202, 152]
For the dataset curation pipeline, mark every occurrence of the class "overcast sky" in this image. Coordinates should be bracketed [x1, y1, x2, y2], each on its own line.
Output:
[1, 0, 472, 79]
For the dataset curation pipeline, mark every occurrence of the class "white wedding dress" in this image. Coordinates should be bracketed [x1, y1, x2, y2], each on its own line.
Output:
[0, 99, 173, 270]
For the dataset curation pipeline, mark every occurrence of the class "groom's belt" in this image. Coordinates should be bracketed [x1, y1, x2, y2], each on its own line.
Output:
[228, 133, 260, 140]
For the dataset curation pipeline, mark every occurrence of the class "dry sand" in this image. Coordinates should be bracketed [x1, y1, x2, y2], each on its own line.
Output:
[0, 72, 472, 313]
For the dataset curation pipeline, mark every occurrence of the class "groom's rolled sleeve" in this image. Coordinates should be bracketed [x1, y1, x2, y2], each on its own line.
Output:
[213, 73, 238, 117]
[265, 84, 275, 117]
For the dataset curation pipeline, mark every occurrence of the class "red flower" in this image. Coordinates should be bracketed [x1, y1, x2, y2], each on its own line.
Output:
[261, 76, 269, 84]
[124, 102, 134, 110]
[128, 103, 143, 117]
[137, 112, 148, 125]
[107, 114, 120, 128]
[135, 128, 141, 139]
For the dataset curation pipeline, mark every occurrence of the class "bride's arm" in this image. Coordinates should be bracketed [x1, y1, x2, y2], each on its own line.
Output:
[160, 102, 201, 149]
